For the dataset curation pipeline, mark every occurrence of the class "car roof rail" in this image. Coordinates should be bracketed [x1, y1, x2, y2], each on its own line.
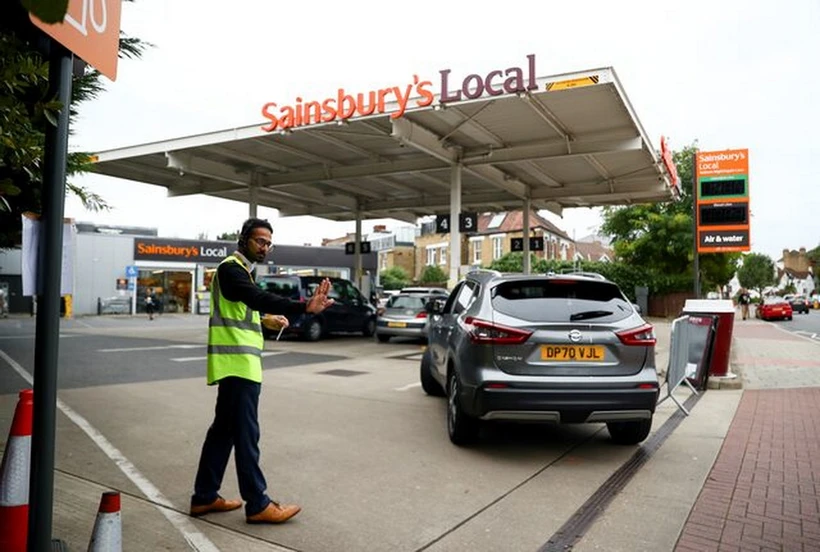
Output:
[465, 268, 502, 278]
[556, 268, 607, 280]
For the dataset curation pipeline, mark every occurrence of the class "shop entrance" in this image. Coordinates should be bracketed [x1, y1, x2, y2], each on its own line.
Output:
[137, 269, 193, 313]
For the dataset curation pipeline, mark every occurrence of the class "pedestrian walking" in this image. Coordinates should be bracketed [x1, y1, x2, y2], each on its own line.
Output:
[144, 288, 157, 321]
[189, 217, 334, 524]
[738, 288, 752, 320]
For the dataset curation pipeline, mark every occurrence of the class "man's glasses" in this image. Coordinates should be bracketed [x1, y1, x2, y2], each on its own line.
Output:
[251, 237, 274, 250]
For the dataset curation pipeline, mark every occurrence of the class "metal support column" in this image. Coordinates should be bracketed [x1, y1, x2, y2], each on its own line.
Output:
[29, 41, 73, 552]
[355, 214, 363, 290]
[248, 175, 259, 219]
[449, 164, 462, 288]
[522, 200, 531, 274]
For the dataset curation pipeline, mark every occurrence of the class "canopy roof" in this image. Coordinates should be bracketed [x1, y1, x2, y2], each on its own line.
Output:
[93, 67, 677, 224]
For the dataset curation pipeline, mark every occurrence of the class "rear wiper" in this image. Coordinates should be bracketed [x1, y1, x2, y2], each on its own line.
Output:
[570, 310, 613, 321]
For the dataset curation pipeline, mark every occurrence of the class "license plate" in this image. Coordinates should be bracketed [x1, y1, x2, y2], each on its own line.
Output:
[387, 322, 407, 328]
[541, 345, 605, 361]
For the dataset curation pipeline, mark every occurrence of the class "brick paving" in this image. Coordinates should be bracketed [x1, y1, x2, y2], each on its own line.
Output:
[676, 319, 820, 552]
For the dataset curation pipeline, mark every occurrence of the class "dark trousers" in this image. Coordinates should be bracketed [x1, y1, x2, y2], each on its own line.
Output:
[192, 376, 271, 516]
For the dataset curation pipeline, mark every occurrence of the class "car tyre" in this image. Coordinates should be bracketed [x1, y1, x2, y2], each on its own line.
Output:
[420, 349, 444, 396]
[376, 333, 390, 343]
[363, 317, 376, 337]
[447, 372, 479, 446]
[607, 418, 652, 445]
[304, 318, 323, 342]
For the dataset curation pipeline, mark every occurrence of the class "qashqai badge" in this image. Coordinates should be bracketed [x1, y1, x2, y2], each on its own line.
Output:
[569, 329, 582, 343]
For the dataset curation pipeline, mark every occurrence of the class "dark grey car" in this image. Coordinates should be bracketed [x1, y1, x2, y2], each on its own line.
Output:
[420, 270, 659, 446]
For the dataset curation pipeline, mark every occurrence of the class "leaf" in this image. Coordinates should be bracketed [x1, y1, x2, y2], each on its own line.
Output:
[23, 0, 70, 24]
[0, 179, 21, 196]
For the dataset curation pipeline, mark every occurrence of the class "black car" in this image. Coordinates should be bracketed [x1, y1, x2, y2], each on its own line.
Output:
[257, 275, 376, 340]
[788, 296, 810, 314]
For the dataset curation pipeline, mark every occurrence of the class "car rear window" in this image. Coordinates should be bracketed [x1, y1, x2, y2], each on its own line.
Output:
[259, 277, 300, 300]
[491, 279, 633, 323]
[387, 295, 427, 309]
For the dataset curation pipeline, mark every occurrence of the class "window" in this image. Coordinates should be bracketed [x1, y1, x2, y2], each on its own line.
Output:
[380, 252, 388, 270]
[427, 247, 437, 266]
[472, 240, 482, 264]
[491, 279, 631, 323]
[440, 246, 447, 265]
[492, 236, 503, 260]
[488, 212, 506, 228]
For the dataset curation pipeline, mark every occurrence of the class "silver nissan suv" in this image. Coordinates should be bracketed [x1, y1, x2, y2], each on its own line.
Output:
[420, 270, 659, 446]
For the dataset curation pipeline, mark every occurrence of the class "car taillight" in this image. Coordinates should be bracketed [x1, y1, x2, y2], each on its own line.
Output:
[415, 312, 427, 319]
[616, 323, 656, 346]
[463, 317, 532, 345]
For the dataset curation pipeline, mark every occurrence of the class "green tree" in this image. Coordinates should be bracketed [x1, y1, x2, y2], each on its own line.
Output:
[419, 265, 448, 284]
[380, 266, 410, 290]
[1, 1, 148, 247]
[601, 142, 740, 295]
[217, 231, 239, 241]
[736, 253, 776, 297]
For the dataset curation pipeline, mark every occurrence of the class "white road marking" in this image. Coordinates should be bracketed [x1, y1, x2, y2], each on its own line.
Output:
[0, 348, 221, 552]
[395, 382, 422, 391]
[0, 334, 80, 341]
[773, 324, 820, 345]
[171, 351, 286, 363]
[99, 344, 202, 353]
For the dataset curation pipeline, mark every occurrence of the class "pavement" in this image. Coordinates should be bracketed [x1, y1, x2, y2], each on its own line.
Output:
[0, 311, 819, 551]
[674, 316, 820, 552]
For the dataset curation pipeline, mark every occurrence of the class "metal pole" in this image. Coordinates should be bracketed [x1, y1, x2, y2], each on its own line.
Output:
[29, 40, 73, 552]
[692, 151, 700, 298]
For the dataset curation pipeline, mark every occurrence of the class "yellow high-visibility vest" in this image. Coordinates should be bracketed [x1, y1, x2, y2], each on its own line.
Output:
[206, 255, 263, 385]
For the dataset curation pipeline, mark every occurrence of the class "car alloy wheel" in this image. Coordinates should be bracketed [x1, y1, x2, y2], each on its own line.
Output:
[305, 318, 322, 341]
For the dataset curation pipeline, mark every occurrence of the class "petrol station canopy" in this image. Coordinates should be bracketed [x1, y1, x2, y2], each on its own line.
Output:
[91, 64, 679, 225]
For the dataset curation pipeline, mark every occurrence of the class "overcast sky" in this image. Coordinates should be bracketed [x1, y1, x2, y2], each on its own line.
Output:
[65, 0, 820, 259]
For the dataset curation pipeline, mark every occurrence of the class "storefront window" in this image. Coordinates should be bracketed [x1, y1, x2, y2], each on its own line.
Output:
[136, 269, 192, 313]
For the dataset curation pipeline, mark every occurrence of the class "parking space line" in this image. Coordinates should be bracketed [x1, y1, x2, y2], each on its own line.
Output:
[395, 382, 421, 391]
[0, 348, 221, 552]
[99, 344, 202, 353]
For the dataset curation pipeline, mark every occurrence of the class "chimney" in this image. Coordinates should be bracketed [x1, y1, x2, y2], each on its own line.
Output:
[373, 225, 387, 233]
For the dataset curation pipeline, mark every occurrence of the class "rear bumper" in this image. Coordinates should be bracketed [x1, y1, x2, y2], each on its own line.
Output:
[467, 381, 659, 423]
[376, 320, 428, 337]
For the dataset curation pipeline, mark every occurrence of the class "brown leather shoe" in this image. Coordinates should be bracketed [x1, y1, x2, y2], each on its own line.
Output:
[189, 497, 242, 517]
[246, 501, 301, 524]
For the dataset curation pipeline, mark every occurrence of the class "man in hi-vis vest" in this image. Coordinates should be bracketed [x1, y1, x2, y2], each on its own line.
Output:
[190, 218, 334, 524]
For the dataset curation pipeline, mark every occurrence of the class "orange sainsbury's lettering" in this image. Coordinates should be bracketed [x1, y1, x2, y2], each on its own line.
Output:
[260, 75, 436, 132]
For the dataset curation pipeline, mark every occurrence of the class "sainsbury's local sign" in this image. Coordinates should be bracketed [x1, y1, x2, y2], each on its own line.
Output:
[134, 238, 232, 263]
[260, 54, 539, 132]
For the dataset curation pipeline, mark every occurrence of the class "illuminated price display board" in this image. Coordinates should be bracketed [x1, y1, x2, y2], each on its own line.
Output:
[695, 149, 750, 253]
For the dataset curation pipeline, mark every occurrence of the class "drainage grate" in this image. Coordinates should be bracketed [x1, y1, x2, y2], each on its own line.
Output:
[539, 392, 704, 552]
[318, 369, 367, 377]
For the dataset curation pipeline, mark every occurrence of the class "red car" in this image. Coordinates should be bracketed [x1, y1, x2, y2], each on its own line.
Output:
[755, 296, 793, 321]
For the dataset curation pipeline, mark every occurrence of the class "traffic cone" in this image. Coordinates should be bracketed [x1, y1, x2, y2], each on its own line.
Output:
[87, 491, 122, 552]
[0, 389, 34, 552]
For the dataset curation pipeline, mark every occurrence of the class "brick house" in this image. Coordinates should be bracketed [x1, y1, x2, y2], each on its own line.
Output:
[413, 210, 574, 280]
